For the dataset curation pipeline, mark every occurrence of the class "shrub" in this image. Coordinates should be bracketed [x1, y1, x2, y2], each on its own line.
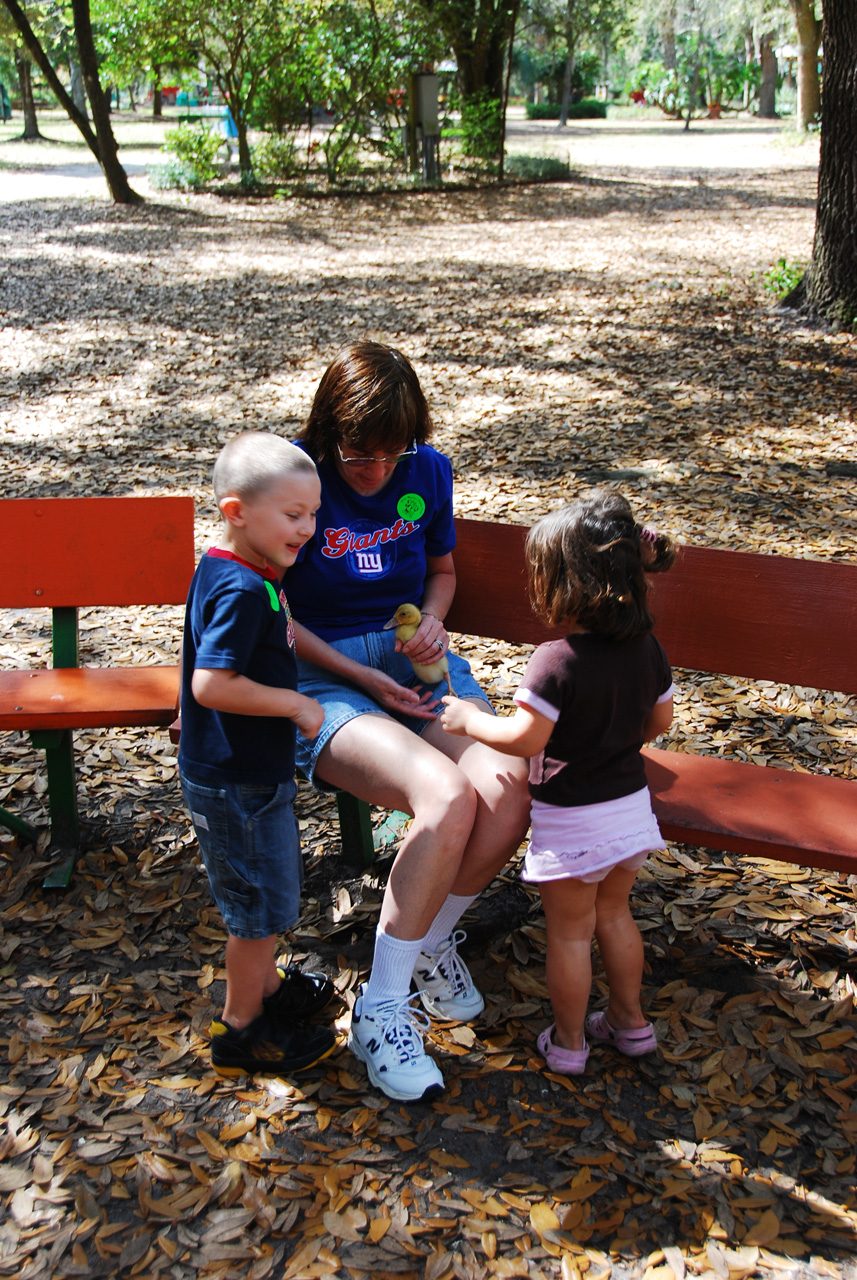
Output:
[505, 154, 570, 181]
[460, 91, 503, 164]
[763, 258, 807, 298]
[147, 158, 207, 192]
[525, 99, 607, 120]
[159, 122, 223, 188]
[251, 132, 301, 182]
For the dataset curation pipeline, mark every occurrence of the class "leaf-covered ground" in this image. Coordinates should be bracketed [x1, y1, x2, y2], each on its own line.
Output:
[1, 119, 856, 1280]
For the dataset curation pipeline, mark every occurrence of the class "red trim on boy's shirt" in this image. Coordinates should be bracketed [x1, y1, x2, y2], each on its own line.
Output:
[207, 547, 280, 580]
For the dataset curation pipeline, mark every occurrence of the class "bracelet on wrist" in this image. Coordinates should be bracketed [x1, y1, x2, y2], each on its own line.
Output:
[420, 610, 441, 623]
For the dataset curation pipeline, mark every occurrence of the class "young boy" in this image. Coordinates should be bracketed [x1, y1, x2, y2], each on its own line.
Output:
[179, 432, 337, 1077]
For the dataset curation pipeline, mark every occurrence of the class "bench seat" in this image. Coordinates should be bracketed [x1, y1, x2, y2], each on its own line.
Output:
[0, 667, 181, 732]
[644, 747, 857, 874]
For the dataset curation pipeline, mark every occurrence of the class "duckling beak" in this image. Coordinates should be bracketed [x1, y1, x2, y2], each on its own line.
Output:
[382, 612, 399, 630]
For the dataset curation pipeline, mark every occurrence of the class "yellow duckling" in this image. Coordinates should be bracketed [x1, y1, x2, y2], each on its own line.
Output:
[383, 602, 456, 697]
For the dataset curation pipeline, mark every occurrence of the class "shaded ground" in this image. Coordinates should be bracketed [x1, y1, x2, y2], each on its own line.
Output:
[1, 120, 856, 1280]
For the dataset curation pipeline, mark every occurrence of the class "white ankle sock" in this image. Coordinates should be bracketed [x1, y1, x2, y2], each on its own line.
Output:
[421, 893, 478, 954]
[363, 927, 426, 1010]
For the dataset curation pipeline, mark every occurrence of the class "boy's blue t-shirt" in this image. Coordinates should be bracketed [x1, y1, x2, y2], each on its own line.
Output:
[286, 442, 456, 641]
[178, 551, 298, 785]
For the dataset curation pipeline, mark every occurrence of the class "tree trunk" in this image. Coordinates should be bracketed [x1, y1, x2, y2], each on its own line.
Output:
[71, 0, 142, 203]
[660, 2, 677, 71]
[789, 0, 821, 129]
[784, 1, 857, 327]
[1, 0, 101, 160]
[69, 57, 87, 114]
[497, 0, 519, 177]
[16, 52, 43, 139]
[152, 63, 162, 117]
[743, 29, 754, 109]
[558, 49, 574, 127]
[758, 32, 778, 117]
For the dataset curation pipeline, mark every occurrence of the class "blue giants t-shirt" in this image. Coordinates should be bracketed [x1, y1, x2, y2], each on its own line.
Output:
[178, 550, 299, 785]
[286, 443, 456, 641]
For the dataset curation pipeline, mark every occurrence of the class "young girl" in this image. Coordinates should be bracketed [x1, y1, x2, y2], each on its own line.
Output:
[441, 490, 676, 1074]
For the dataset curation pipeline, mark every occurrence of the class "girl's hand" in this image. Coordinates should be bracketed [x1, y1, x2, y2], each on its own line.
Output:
[440, 694, 473, 737]
[359, 666, 440, 720]
[397, 612, 448, 666]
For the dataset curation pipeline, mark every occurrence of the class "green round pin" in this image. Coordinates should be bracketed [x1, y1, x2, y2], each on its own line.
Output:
[398, 493, 426, 521]
[264, 580, 280, 611]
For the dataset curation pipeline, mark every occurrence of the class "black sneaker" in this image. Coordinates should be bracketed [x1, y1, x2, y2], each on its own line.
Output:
[210, 1011, 336, 1078]
[264, 963, 335, 1020]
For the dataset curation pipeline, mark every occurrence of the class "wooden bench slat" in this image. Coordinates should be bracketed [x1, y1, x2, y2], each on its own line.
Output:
[447, 518, 857, 695]
[0, 668, 181, 731]
[0, 497, 196, 608]
[644, 747, 857, 874]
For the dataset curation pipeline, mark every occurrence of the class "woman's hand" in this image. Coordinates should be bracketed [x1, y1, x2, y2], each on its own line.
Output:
[359, 666, 440, 719]
[397, 611, 449, 666]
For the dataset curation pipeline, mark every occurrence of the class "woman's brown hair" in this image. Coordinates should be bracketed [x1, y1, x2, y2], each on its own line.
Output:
[526, 489, 677, 641]
[299, 342, 433, 461]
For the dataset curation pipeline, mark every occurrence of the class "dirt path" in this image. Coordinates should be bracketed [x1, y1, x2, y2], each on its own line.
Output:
[0, 106, 820, 202]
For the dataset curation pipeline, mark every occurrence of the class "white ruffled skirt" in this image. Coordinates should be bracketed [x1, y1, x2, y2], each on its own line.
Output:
[523, 786, 664, 885]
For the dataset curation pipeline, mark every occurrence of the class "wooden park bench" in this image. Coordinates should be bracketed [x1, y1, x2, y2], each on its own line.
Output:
[0, 496, 195, 886]
[335, 518, 857, 874]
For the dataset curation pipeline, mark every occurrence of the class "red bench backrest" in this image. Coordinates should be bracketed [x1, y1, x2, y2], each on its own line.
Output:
[446, 518, 857, 695]
[0, 497, 196, 608]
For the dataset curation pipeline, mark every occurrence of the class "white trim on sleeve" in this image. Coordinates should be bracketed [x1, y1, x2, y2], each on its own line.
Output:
[514, 687, 561, 723]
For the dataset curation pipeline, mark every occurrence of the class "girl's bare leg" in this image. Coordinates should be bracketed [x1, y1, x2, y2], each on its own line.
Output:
[537, 877, 600, 1052]
[594, 864, 648, 1030]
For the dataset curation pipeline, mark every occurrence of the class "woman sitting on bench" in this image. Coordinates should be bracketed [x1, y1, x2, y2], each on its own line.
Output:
[287, 341, 530, 1102]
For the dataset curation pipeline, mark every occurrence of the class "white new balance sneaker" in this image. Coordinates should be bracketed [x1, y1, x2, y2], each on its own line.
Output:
[412, 930, 485, 1021]
[348, 986, 444, 1102]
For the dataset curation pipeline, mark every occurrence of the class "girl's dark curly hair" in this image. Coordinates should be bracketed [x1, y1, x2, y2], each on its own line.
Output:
[526, 489, 677, 641]
[298, 342, 433, 462]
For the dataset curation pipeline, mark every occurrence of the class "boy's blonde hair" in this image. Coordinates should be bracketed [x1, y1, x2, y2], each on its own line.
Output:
[213, 432, 316, 504]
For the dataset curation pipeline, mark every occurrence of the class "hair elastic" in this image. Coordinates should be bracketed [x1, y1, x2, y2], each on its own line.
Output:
[639, 525, 658, 543]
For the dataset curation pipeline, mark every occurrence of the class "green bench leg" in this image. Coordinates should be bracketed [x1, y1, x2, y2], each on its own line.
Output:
[30, 729, 79, 888]
[335, 793, 411, 870]
[336, 792, 375, 869]
[0, 805, 38, 842]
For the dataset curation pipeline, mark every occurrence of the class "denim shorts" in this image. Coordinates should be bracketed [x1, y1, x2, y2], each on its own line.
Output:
[180, 773, 303, 939]
[294, 627, 492, 788]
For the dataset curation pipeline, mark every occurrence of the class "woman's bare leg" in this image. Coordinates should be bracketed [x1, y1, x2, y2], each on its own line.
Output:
[421, 700, 531, 896]
[315, 715, 478, 940]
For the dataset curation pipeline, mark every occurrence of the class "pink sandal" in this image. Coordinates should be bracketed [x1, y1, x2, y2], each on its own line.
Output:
[584, 1010, 657, 1057]
[537, 1024, 589, 1075]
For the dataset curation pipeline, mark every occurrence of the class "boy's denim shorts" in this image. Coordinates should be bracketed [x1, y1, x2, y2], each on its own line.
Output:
[180, 773, 303, 939]
[294, 627, 493, 789]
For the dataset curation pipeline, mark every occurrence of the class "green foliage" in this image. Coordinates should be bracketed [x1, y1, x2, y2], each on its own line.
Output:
[251, 132, 301, 181]
[460, 91, 503, 165]
[147, 157, 203, 191]
[763, 258, 807, 298]
[525, 98, 606, 119]
[160, 121, 223, 187]
[504, 154, 571, 181]
[514, 47, 601, 104]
